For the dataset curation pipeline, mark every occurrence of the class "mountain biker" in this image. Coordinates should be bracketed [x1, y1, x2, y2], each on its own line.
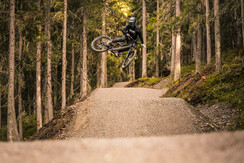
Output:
[108, 17, 146, 56]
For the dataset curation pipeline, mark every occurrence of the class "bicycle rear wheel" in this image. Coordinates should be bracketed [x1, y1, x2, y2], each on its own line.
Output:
[91, 36, 112, 52]
[122, 50, 136, 69]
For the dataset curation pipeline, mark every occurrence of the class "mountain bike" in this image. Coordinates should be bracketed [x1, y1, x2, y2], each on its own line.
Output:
[91, 36, 137, 69]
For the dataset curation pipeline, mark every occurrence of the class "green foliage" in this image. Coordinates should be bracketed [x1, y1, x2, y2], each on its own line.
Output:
[107, 55, 124, 87]
[22, 115, 37, 140]
[128, 77, 162, 88]
[181, 63, 195, 77]
[165, 49, 244, 129]
[0, 115, 37, 141]
[0, 125, 7, 141]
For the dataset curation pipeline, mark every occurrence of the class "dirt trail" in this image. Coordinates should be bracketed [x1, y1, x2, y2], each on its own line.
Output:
[69, 88, 200, 138]
[1, 82, 244, 162]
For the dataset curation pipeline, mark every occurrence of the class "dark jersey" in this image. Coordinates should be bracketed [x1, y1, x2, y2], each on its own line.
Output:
[122, 25, 144, 44]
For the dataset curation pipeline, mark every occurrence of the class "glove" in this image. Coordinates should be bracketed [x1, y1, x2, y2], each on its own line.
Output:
[142, 44, 146, 48]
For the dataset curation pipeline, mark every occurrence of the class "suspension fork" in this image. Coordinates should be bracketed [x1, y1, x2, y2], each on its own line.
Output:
[125, 48, 133, 59]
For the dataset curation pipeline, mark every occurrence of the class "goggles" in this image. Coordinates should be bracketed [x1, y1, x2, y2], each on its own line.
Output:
[129, 22, 135, 26]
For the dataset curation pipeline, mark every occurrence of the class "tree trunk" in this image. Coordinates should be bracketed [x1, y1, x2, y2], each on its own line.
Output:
[214, 0, 221, 71]
[61, 0, 67, 112]
[18, 29, 23, 140]
[82, 7, 88, 97]
[8, 0, 20, 141]
[70, 43, 74, 98]
[43, 7, 49, 124]
[236, 10, 242, 47]
[196, 2, 202, 73]
[97, 60, 101, 88]
[129, 60, 135, 81]
[43, 73, 49, 124]
[202, 33, 206, 62]
[101, 2, 107, 88]
[171, 33, 176, 79]
[53, 62, 58, 108]
[241, 0, 244, 47]
[46, 0, 53, 119]
[36, 0, 42, 131]
[192, 33, 197, 62]
[155, 0, 160, 77]
[196, 24, 202, 73]
[0, 65, 2, 128]
[206, 0, 212, 64]
[142, 0, 147, 77]
[174, 0, 181, 80]
[80, 33, 83, 95]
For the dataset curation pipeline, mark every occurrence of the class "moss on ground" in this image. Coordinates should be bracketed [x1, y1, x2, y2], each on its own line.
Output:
[164, 49, 244, 129]
[126, 77, 162, 88]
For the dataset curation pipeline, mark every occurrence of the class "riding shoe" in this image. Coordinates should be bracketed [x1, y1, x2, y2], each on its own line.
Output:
[107, 40, 112, 46]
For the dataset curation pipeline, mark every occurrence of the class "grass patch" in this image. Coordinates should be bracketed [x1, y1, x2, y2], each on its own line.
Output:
[181, 63, 196, 77]
[127, 77, 162, 88]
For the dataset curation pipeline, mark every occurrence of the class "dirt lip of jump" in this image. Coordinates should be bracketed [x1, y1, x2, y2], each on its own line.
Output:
[1, 83, 243, 163]
[69, 87, 203, 138]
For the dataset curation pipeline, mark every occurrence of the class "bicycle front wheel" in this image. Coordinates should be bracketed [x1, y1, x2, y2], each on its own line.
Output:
[122, 50, 136, 69]
[91, 36, 112, 52]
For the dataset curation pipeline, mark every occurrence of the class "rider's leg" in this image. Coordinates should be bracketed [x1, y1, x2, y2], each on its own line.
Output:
[111, 35, 127, 43]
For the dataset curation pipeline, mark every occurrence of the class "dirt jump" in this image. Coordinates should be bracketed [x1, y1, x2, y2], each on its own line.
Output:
[0, 83, 243, 163]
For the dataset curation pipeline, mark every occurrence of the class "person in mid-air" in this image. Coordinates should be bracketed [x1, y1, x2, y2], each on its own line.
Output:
[108, 17, 146, 56]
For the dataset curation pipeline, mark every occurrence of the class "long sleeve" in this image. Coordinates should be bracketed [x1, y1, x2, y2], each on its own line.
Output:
[122, 26, 129, 35]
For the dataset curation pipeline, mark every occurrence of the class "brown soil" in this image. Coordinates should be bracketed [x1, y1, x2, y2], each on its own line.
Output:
[195, 103, 240, 130]
[30, 95, 91, 140]
[29, 107, 76, 140]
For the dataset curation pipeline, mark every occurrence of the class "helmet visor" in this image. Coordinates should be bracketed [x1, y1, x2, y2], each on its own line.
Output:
[129, 22, 135, 26]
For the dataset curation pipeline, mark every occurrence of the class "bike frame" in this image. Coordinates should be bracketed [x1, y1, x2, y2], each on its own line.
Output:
[108, 36, 137, 53]
[110, 43, 133, 52]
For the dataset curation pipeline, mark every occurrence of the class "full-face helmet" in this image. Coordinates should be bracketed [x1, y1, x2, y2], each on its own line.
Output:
[129, 17, 136, 27]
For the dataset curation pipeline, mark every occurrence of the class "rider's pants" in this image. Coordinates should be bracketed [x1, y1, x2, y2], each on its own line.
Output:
[112, 35, 127, 43]
[112, 35, 132, 53]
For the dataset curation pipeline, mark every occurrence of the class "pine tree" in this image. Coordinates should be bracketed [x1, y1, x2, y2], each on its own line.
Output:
[70, 42, 75, 98]
[174, 0, 181, 80]
[142, 0, 147, 77]
[206, 0, 212, 64]
[155, 0, 160, 77]
[36, 0, 42, 130]
[196, 2, 202, 73]
[82, 6, 88, 97]
[7, 0, 20, 141]
[171, 33, 176, 79]
[101, 1, 107, 88]
[214, 0, 221, 71]
[61, 0, 67, 111]
[18, 28, 23, 140]
[46, 0, 53, 120]
[241, 0, 244, 47]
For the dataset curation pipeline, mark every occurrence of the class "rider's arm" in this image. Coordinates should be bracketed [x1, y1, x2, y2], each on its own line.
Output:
[122, 26, 129, 35]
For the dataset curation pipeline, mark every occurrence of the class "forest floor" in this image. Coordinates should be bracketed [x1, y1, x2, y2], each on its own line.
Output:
[1, 83, 244, 162]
